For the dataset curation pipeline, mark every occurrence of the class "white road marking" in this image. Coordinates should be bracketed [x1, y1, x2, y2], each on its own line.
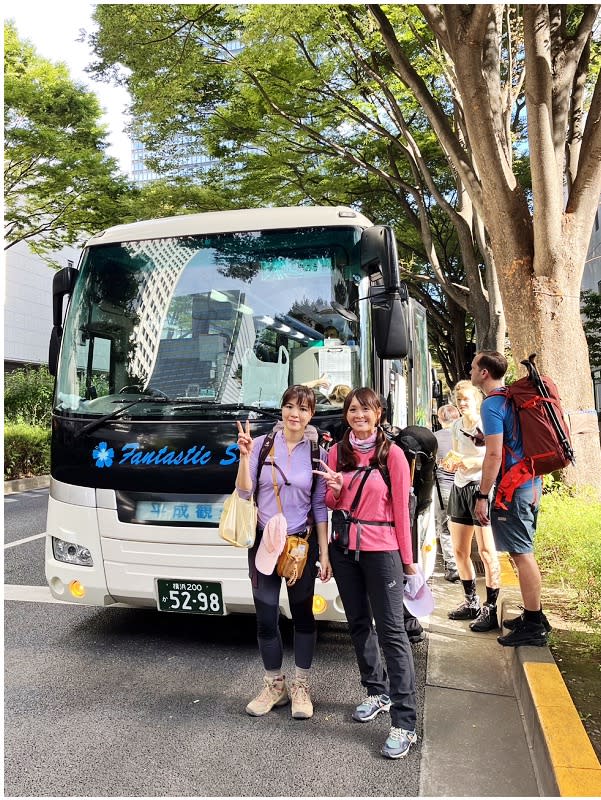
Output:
[3, 583, 130, 607]
[4, 532, 46, 549]
[3, 584, 69, 604]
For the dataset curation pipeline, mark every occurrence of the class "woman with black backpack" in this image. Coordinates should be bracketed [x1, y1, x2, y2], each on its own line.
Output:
[317, 387, 419, 760]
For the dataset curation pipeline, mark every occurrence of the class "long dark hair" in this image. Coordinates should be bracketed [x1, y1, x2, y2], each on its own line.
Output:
[337, 387, 391, 471]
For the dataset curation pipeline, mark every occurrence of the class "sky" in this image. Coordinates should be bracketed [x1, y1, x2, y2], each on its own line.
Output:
[4, 1, 132, 175]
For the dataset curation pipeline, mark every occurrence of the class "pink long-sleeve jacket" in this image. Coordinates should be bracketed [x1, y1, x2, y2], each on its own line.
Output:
[326, 442, 413, 564]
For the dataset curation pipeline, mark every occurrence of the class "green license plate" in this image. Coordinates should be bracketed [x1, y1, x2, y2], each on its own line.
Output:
[156, 579, 224, 615]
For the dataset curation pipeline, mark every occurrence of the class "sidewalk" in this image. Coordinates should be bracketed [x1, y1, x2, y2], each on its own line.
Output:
[421, 555, 601, 797]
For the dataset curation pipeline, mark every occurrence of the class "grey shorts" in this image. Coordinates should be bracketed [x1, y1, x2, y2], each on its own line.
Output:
[491, 480, 541, 554]
[448, 482, 483, 526]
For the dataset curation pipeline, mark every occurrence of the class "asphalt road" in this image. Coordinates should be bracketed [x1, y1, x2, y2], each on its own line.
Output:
[4, 489, 427, 797]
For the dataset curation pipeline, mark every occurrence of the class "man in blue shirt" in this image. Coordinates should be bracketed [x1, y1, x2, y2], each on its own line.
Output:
[470, 351, 549, 647]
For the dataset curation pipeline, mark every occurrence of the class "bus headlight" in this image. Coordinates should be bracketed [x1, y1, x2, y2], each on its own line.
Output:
[52, 537, 93, 567]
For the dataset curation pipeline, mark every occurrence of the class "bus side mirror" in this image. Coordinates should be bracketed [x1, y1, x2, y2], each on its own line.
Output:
[52, 267, 78, 327]
[49, 267, 78, 376]
[48, 326, 62, 376]
[371, 288, 409, 359]
[360, 225, 400, 290]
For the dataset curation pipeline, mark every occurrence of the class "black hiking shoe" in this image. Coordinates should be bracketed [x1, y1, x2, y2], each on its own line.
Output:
[503, 610, 552, 632]
[497, 618, 548, 647]
[444, 569, 460, 583]
[448, 596, 480, 620]
[469, 603, 499, 632]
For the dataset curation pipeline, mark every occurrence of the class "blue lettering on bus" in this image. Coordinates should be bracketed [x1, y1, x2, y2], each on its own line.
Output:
[220, 443, 240, 465]
[101, 441, 236, 469]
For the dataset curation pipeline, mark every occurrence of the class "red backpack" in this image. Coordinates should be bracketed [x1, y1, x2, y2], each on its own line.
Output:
[488, 356, 574, 509]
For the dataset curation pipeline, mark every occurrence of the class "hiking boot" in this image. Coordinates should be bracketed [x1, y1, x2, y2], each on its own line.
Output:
[290, 678, 313, 719]
[352, 693, 391, 723]
[504, 610, 552, 632]
[444, 569, 460, 583]
[246, 676, 289, 716]
[497, 618, 548, 647]
[469, 603, 499, 632]
[380, 726, 418, 759]
[448, 596, 481, 620]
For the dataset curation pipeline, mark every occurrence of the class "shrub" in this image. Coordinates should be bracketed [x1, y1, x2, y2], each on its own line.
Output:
[4, 424, 51, 480]
[4, 366, 54, 427]
[536, 485, 601, 623]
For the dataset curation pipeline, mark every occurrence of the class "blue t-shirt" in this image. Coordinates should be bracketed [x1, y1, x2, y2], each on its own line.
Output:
[480, 388, 524, 471]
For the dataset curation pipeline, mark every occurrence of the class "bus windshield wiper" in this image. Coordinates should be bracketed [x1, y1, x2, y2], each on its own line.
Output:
[74, 397, 170, 439]
[169, 402, 280, 419]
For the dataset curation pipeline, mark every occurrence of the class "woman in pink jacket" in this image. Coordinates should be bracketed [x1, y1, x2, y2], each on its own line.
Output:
[318, 388, 419, 760]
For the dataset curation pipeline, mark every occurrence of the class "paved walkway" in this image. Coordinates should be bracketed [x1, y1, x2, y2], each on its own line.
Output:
[5, 476, 601, 795]
[421, 555, 601, 797]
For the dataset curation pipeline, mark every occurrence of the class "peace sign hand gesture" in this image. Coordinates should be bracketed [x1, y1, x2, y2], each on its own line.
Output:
[313, 459, 344, 497]
[236, 420, 253, 457]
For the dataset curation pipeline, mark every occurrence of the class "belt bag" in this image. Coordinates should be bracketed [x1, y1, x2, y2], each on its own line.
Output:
[332, 511, 393, 551]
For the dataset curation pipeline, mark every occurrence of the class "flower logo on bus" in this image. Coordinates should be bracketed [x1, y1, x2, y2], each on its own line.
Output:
[92, 442, 114, 468]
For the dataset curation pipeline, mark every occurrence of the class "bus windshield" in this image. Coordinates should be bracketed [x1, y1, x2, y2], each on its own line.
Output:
[55, 226, 371, 418]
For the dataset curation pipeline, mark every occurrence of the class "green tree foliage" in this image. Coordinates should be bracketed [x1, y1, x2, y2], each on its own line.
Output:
[3, 21, 133, 256]
[89, 4, 601, 489]
[4, 366, 54, 427]
[87, 3, 483, 384]
[582, 291, 601, 369]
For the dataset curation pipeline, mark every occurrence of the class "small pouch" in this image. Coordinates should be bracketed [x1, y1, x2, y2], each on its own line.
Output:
[276, 531, 311, 586]
[331, 509, 351, 549]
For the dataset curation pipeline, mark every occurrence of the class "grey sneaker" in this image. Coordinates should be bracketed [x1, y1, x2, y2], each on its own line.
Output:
[245, 676, 289, 716]
[469, 603, 499, 632]
[381, 726, 418, 759]
[352, 693, 391, 722]
[448, 595, 481, 620]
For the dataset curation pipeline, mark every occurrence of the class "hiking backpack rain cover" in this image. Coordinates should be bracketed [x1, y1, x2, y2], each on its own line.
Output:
[488, 357, 574, 508]
[501, 374, 572, 475]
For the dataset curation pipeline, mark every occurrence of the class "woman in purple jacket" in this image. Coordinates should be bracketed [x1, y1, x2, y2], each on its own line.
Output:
[235, 385, 331, 720]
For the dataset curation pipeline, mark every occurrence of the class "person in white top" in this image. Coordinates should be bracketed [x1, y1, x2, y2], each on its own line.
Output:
[434, 404, 461, 582]
[442, 381, 500, 632]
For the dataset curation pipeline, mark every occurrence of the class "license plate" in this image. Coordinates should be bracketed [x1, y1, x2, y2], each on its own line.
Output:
[156, 579, 224, 615]
[136, 501, 224, 523]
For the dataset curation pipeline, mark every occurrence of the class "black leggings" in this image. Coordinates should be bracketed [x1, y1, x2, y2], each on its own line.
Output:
[248, 529, 318, 671]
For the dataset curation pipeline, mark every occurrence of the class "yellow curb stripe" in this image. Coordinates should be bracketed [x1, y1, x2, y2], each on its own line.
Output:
[499, 551, 519, 587]
[523, 661, 601, 795]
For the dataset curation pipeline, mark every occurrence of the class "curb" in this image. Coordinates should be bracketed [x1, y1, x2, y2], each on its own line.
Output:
[4, 475, 50, 494]
[498, 553, 601, 797]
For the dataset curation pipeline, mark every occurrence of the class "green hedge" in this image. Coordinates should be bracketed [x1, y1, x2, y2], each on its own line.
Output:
[536, 485, 601, 623]
[4, 366, 54, 427]
[4, 424, 51, 480]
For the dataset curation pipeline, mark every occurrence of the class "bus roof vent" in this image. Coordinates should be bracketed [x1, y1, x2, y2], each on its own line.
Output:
[338, 209, 357, 218]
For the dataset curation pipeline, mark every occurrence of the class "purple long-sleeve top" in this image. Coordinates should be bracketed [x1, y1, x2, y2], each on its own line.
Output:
[237, 430, 328, 534]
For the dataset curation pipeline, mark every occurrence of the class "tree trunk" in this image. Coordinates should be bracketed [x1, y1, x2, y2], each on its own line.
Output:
[488, 216, 601, 492]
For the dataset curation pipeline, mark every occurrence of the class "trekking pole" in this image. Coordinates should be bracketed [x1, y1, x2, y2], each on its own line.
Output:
[520, 353, 575, 465]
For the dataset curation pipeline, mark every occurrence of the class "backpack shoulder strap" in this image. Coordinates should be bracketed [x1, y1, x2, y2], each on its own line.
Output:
[254, 430, 276, 501]
[378, 463, 392, 495]
[310, 439, 320, 495]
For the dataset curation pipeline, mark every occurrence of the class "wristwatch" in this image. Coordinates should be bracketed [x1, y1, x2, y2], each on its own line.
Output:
[475, 491, 489, 500]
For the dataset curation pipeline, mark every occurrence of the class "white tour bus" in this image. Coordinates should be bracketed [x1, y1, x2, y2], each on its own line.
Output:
[46, 206, 434, 622]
